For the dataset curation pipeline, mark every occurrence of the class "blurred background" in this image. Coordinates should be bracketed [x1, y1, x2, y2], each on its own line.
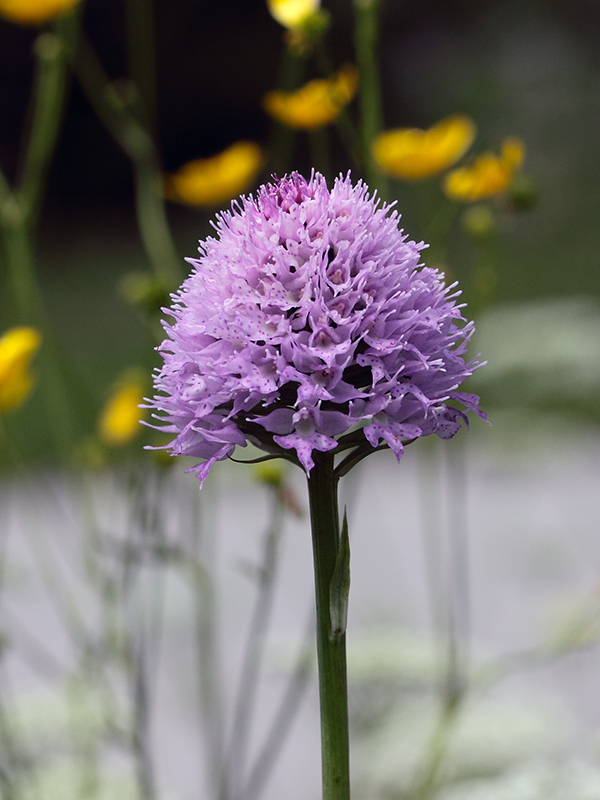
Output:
[1, 1, 600, 799]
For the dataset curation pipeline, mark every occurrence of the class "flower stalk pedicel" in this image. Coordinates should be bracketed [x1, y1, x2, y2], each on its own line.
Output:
[147, 171, 485, 799]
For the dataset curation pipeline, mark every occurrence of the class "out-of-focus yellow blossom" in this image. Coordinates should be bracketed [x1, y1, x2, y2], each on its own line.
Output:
[263, 65, 359, 131]
[267, 0, 320, 28]
[0, 327, 41, 413]
[444, 137, 525, 202]
[0, 0, 79, 25]
[98, 373, 146, 447]
[165, 141, 263, 208]
[371, 115, 476, 181]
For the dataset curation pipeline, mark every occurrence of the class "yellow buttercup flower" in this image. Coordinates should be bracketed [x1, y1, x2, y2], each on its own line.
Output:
[267, 0, 320, 28]
[371, 115, 476, 181]
[165, 141, 263, 208]
[0, 327, 42, 413]
[443, 137, 525, 202]
[263, 65, 359, 130]
[98, 372, 146, 446]
[0, 0, 80, 25]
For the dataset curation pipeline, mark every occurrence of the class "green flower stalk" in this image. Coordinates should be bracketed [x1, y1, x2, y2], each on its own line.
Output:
[353, 0, 387, 196]
[308, 453, 350, 799]
[0, 11, 81, 457]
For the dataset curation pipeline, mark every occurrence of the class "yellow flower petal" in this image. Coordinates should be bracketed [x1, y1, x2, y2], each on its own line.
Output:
[263, 64, 359, 130]
[98, 373, 146, 447]
[0, 327, 42, 413]
[267, 0, 320, 28]
[166, 141, 263, 208]
[371, 115, 476, 181]
[0, 0, 79, 25]
[443, 137, 525, 202]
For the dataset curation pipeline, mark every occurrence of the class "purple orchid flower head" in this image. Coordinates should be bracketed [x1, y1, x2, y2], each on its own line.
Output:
[147, 171, 486, 484]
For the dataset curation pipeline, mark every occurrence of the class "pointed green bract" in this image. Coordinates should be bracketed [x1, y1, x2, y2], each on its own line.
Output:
[330, 508, 351, 642]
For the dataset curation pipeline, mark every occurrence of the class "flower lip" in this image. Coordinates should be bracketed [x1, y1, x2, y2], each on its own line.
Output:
[147, 171, 485, 484]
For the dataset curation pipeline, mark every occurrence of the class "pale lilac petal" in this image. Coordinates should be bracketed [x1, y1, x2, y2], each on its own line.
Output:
[273, 431, 338, 473]
[256, 408, 295, 434]
[364, 418, 422, 460]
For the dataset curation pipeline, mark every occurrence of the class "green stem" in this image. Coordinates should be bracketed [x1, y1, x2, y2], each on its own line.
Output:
[131, 635, 158, 800]
[444, 438, 470, 703]
[409, 695, 462, 800]
[0, 168, 11, 208]
[309, 128, 332, 178]
[411, 440, 470, 800]
[223, 487, 285, 800]
[125, 0, 158, 134]
[245, 612, 314, 800]
[73, 35, 182, 287]
[266, 47, 307, 178]
[123, 0, 184, 289]
[1, 207, 41, 323]
[1, 210, 75, 458]
[187, 485, 225, 800]
[0, 19, 80, 458]
[468, 229, 500, 316]
[307, 453, 350, 800]
[17, 17, 77, 225]
[194, 565, 225, 798]
[353, 0, 388, 198]
[313, 42, 361, 167]
[0, 18, 77, 320]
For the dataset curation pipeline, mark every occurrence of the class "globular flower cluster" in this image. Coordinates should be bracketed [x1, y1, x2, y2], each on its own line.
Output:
[148, 172, 485, 484]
